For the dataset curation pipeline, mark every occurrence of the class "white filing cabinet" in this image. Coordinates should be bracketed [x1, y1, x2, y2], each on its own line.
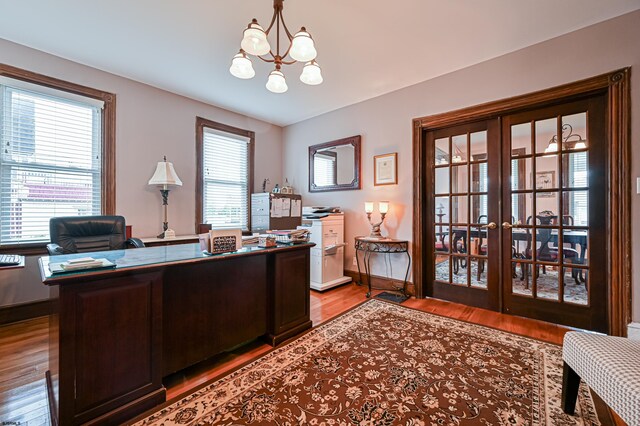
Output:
[299, 213, 351, 291]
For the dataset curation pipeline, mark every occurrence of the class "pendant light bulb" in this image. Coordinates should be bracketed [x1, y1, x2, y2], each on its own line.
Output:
[289, 28, 317, 62]
[229, 50, 255, 79]
[300, 60, 323, 85]
[241, 21, 271, 56]
[266, 69, 288, 93]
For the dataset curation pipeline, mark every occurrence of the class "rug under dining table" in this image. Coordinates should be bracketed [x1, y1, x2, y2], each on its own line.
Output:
[133, 299, 601, 425]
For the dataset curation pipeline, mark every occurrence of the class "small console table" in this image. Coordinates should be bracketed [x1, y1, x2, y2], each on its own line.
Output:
[354, 237, 411, 298]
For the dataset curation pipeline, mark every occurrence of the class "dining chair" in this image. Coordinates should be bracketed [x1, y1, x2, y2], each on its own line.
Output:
[520, 215, 581, 288]
[435, 231, 463, 275]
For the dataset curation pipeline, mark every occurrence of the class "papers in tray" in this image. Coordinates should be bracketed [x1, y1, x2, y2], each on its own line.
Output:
[266, 229, 310, 244]
[49, 257, 115, 274]
[242, 235, 259, 245]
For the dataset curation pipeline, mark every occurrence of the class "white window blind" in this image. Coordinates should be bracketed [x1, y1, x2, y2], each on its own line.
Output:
[569, 152, 588, 226]
[313, 153, 336, 186]
[202, 128, 250, 230]
[479, 162, 488, 219]
[0, 82, 103, 245]
[511, 159, 519, 222]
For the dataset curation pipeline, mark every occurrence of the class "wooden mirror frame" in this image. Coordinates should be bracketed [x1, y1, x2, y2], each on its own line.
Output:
[309, 135, 362, 192]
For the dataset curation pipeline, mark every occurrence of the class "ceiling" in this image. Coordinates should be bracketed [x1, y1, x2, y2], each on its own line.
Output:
[1, 1, 638, 127]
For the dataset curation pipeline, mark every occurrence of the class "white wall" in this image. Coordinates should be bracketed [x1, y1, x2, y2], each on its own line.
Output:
[283, 11, 640, 321]
[0, 38, 283, 307]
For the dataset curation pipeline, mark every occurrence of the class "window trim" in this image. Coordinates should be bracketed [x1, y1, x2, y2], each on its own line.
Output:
[195, 117, 255, 234]
[0, 64, 115, 254]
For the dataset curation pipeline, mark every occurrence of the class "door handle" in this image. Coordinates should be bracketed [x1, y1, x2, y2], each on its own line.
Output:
[502, 222, 520, 229]
[480, 222, 497, 230]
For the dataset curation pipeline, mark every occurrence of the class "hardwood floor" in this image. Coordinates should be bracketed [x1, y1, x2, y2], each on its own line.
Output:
[0, 283, 626, 425]
[0, 316, 49, 426]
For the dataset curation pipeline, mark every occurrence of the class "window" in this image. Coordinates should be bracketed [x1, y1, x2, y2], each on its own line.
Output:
[478, 161, 488, 219]
[0, 67, 114, 248]
[196, 117, 254, 232]
[313, 152, 337, 186]
[510, 158, 518, 222]
[569, 151, 588, 226]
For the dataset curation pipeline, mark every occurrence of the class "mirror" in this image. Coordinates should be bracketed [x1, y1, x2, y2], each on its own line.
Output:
[309, 135, 361, 192]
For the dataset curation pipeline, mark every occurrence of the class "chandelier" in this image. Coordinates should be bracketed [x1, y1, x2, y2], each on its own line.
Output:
[544, 124, 587, 153]
[229, 0, 322, 93]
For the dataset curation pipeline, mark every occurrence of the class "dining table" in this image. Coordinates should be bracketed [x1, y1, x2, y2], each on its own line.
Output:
[437, 227, 588, 283]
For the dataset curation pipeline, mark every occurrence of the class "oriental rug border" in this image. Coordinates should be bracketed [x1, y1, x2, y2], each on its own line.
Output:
[134, 299, 600, 425]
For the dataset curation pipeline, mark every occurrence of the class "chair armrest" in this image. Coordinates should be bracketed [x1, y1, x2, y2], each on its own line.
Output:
[126, 237, 145, 248]
[46, 243, 65, 256]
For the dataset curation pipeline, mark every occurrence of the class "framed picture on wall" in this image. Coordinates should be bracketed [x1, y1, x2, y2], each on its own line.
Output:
[374, 153, 397, 186]
[534, 170, 555, 198]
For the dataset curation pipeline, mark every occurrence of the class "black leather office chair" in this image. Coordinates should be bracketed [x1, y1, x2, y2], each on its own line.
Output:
[47, 215, 144, 255]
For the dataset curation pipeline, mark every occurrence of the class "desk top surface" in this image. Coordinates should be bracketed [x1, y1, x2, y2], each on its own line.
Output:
[140, 234, 199, 244]
[39, 242, 313, 284]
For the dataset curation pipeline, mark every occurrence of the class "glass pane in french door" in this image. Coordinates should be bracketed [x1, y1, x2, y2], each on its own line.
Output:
[508, 112, 590, 306]
[433, 131, 490, 289]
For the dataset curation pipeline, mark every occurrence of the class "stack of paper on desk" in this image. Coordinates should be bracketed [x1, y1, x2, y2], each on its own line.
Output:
[242, 235, 259, 245]
[50, 257, 115, 273]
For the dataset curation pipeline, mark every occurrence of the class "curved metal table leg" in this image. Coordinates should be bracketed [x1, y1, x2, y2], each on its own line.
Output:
[365, 249, 372, 298]
[403, 250, 411, 297]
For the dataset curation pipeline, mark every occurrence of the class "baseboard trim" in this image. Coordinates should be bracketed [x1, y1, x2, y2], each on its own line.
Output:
[0, 299, 51, 325]
[344, 269, 415, 296]
[627, 322, 640, 340]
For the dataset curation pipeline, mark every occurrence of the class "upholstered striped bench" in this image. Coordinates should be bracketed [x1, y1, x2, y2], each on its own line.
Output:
[562, 331, 640, 425]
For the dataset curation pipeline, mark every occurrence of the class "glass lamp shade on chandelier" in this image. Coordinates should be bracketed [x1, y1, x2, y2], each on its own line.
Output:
[229, 0, 323, 93]
[544, 123, 587, 153]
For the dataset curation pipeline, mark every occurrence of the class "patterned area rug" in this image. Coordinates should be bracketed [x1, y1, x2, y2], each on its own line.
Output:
[435, 259, 588, 305]
[134, 300, 600, 425]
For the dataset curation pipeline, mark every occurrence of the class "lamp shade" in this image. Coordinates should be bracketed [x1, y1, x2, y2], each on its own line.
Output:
[378, 201, 389, 214]
[148, 159, 182, 187]
[241, 22, 271, 56]
[300, 60, 323, 85]
[364, 202, 374, 214]
[574, 140, 587, 149]
[289, 28, 317, 62]
[230, 51, 255, 79]
[266, 70, 288, 93]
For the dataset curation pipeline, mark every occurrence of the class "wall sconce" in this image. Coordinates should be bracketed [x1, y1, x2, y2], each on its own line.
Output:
[148, 156, 182, 239]
[365, 201, 389, 239]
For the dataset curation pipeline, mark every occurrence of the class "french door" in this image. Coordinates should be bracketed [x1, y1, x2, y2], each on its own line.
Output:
[425, 94, 608, 332]
[426, 120, 501, 311]
[501, 96, 607, 331]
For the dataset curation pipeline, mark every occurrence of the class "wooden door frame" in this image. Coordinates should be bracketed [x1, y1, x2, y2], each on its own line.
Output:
[412, 68, 631, 336]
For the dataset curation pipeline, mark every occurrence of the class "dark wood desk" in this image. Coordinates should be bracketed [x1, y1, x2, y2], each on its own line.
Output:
[39, 243, 313, 425]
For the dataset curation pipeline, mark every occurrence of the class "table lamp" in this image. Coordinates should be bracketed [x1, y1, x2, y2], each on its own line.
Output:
[148, 156, 182, 238]
[365, 201, 389, 238]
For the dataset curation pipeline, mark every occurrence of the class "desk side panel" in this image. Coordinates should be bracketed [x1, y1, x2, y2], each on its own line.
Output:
[162, 255, 268, 376]
[268, 248, 312, 345]
[58, 272, 164, 425]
